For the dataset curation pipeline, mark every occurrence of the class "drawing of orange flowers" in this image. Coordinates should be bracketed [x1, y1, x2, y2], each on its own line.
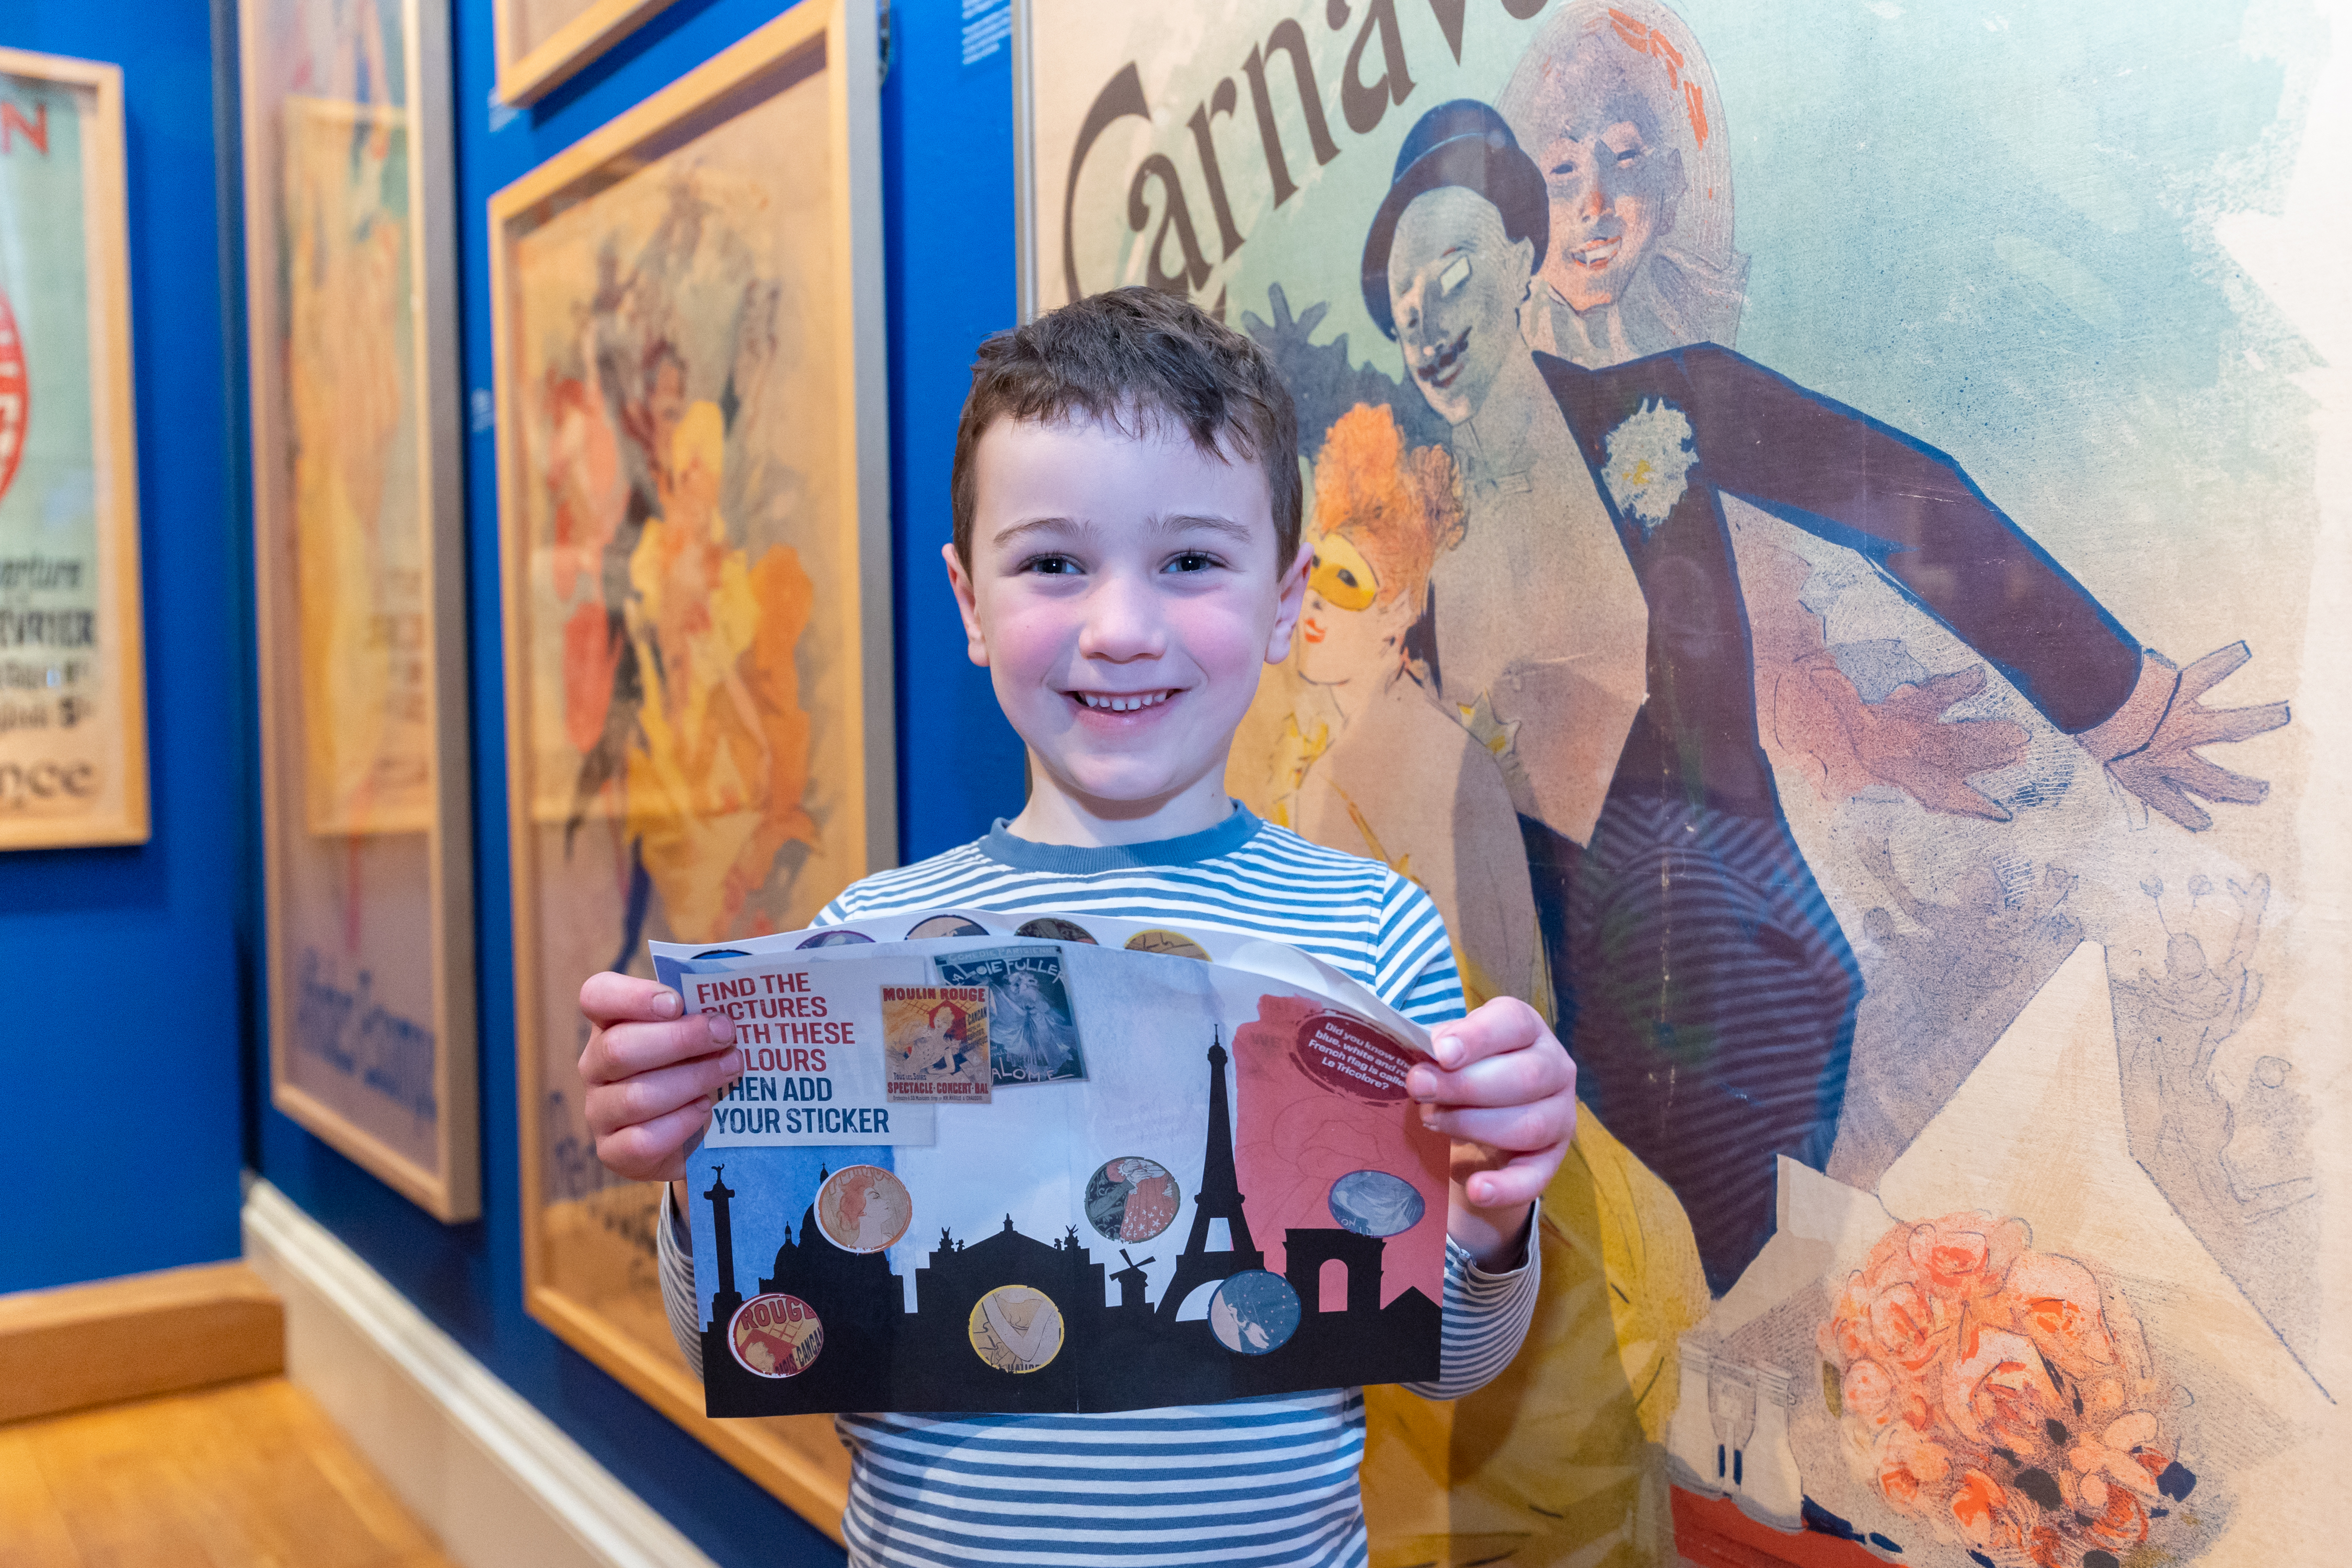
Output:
[1819, 1212, 2198, 1560]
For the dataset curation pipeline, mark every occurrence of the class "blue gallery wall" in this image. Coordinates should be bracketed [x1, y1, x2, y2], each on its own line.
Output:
[0, 2, 250, 1294]
[248, 3, 1026, 1565]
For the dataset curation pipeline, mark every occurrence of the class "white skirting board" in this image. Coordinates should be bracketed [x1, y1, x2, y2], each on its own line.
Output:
[240, 1177, 721, 1568]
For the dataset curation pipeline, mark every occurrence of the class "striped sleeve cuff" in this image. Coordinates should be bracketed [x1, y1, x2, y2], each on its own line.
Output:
[1403, 1206, 1542, 1401]
[656, 1183, 706, 1381]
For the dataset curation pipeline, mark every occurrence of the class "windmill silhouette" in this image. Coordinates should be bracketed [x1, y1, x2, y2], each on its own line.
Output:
[1158, 1030, 1265, 1320]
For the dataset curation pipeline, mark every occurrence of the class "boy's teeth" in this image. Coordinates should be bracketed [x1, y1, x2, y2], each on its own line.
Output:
[1080, 690, 1170, 712]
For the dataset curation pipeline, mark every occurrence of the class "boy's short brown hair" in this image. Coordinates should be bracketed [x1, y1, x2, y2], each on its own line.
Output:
[950, 287, 1302, 571]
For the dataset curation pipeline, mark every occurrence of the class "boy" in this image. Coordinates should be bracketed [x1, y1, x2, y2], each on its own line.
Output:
[577, 288, 1577, 1566]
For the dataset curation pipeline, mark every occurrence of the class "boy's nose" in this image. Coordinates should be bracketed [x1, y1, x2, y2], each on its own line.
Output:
[1076, 572, 1168, 661]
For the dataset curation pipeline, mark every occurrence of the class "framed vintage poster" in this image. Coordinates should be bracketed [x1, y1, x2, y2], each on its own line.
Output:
[1021, 3, 2344, 1566]
[0, 49, 147, 851]
[240, 0, 479, 1220]
[492, 0, 892, 1528]
[493, 0, 678, 108]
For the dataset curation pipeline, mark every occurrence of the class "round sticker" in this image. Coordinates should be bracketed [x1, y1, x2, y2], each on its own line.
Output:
[907, 915, 989, 940]
[814, 1165, 913, 1254]
[798, 929, 874, 948]
[1328, 1170, 1426, 1237]
[1125, 928, 1210, 962]
[1084, 1156, 1182, 1243]
[1293, 1011, 1417, 1102]
[1210, 1270, 1301, 1356]
[728, 1293, 824, 1378]
[1016, 917, 1098, 944]
[968, 1284, 1064, 1373]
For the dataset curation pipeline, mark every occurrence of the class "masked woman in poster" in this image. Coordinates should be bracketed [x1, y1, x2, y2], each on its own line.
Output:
[1361, 96, 2287, 1291]
[1287, 402, 1539, 1010]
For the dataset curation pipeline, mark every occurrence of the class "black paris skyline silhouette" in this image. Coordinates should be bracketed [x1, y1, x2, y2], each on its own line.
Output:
[698, 1030, 1440, 1416]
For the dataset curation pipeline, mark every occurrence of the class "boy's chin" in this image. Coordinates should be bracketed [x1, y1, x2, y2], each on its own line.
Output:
[1040, 756, 1220, 815]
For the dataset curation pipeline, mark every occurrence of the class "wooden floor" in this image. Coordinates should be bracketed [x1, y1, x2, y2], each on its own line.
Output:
[0, 1377, 457, 1568]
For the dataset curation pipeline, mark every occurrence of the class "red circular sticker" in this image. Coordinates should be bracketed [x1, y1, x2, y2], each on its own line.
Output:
[1293, 1011, 1419, 1102]
[728, 1293, 824, 1379]
[0, 286, 27, 511]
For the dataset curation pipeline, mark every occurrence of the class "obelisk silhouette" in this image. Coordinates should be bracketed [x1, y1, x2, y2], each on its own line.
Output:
[705, 1165, 743, 1325]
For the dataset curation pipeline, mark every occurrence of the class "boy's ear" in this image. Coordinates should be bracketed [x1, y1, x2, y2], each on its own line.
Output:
[1264, 538, 1314, 665]
[942, 541, 989, 667]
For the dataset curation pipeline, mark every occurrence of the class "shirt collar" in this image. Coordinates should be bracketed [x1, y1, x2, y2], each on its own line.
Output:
[978, 804, 1262, 873]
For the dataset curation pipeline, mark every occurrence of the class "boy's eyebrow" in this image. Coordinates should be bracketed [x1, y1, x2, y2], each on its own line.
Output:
[1153, 513, 1256, 546]
[990, 513, 1259, 549]
[990, 515, 1087, 549]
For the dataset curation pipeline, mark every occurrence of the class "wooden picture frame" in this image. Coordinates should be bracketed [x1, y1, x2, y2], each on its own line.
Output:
[239, 0, 479, 1221]
[0, 48, 148, 851]
[492, 0, 892, 1531]
[493, 0, 679, 109]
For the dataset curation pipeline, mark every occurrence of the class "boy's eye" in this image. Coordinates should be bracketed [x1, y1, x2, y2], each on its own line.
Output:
[1165, 551, 1220, 573]
[1022, 554, 1081, 575]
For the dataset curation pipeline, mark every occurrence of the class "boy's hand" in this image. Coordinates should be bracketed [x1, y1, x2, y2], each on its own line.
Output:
[578, 975, 742, 1215]
[1409, 996, 1576, 1272]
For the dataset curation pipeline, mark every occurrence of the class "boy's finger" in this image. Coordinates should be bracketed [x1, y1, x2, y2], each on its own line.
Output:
[594, 1094, 717, 1184]
[581, 1011, 737, 1083]
[1419, 1094, 1573, 1154]
[580, 971, 686, 1028]
[1406, 1039, 1573, 1109]
[583, 1046, 741, 1137]
[1455, 1143, 1566, 1210]
[1425, 996, 1548, 1071]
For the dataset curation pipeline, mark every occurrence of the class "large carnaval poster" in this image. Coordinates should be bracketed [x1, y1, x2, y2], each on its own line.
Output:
[1022, 3, 2346, 1565]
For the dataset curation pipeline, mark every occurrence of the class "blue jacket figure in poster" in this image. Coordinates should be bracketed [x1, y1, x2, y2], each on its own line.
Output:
[1298, 97, 2292, 1293]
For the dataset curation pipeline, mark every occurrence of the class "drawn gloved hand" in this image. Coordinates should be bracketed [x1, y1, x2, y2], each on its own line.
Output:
[2080, 644, 2289, 832]
[1795, 655, 2031, 821]
[1238, 282, 1327, 361]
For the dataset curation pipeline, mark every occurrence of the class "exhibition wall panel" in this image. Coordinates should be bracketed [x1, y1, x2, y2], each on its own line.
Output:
[252, 1, 1027, 1565]
[0, 3, 246, 1294]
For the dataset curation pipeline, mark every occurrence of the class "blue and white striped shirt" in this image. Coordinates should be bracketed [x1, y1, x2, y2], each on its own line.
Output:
[659, 806, 1542, 1566]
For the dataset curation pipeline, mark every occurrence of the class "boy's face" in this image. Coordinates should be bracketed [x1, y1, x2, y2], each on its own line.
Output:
[947, 413, 1307, 821]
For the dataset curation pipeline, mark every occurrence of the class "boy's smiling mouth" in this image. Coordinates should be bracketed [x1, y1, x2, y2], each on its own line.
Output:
[1070, 689, 1178, 713]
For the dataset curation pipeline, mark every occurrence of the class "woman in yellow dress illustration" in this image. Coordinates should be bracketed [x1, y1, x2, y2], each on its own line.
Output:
[619, 398, 817, 941]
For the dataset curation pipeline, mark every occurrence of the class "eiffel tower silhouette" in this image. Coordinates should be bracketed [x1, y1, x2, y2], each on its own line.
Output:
[1158, 1030, 1265, 1321]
